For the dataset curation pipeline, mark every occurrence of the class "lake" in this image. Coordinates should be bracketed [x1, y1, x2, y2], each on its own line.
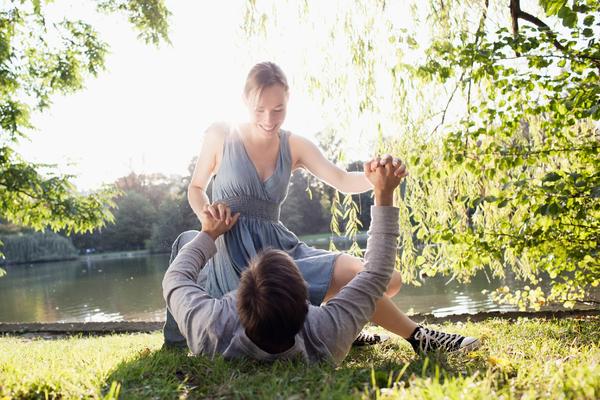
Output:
[0, 253, 519, 323]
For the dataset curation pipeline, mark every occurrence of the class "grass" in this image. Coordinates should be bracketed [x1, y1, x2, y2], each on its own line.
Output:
[0, 317, 598, 399]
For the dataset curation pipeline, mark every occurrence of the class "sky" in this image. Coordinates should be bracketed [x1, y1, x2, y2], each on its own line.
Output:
[15, 1, 536, 192]
[14, 1, 572, 193]
[17, 1, 328, 191]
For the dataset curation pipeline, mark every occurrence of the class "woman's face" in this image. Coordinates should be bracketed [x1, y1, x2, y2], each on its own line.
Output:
[246, 84, 288, 137]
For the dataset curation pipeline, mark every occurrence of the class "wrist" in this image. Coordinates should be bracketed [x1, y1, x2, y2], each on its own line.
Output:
[202, 229, 219, 241]
[374, 190, 394, 206]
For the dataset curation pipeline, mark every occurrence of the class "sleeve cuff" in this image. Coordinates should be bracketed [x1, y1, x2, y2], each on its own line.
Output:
[369, 206, 400, 235]
[182, 231, 218, 258]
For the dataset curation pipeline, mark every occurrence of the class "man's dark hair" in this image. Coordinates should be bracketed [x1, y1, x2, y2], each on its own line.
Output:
[237, 249, 309, 345]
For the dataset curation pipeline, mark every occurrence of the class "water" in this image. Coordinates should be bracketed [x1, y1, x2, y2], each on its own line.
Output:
[0, 254, 518, 323]
[0, 255, 170, 323]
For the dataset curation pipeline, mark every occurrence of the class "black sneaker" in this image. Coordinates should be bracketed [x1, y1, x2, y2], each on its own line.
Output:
[352, 330, 390, 347]
[407, 326, 480, 354]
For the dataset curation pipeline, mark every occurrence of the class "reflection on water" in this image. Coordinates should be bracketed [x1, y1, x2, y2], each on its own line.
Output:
[0, 254, 170, 323]
[394, 284, 517, 318]
[0, 254, 520, 323]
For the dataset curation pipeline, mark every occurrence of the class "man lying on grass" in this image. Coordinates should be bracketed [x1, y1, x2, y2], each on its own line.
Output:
[162, 157, 479, 363]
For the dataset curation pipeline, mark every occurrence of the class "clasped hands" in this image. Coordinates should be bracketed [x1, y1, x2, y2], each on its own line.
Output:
[364, 154, 408, 205]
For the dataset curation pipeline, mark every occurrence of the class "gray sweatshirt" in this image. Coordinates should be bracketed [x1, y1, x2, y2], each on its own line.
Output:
[162, 206, 399, 364]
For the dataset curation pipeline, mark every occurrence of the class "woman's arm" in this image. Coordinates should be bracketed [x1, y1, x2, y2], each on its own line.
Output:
[289, 134, 373, 194]
[188, 123, 227, 220]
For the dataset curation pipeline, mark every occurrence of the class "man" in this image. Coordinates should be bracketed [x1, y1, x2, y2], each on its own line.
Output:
[163, 157, 479, 363]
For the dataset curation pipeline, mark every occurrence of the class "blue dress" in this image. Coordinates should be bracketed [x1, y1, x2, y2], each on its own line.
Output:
[202, 126, 338, 305]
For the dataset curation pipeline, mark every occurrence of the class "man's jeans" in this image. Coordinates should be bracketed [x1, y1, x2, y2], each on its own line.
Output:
[162, 230, 205, 349]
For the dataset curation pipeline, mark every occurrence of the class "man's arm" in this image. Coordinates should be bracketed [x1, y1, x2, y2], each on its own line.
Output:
[306, 156, 405, 363]
[162, 232, 219, 354]
[306, 206, 399, 363]
[162, 203, 240, 354]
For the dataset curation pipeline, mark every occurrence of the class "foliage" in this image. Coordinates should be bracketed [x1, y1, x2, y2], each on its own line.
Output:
[66, 160, 198, 252]
[0, 1, 170, 263]
[146, 194, 198, 253]
[99, 191, 157, 251]
[0, 231, 78, 264]
[1, 318, 599, 398]
[66, 172, 184, 252]
[241, 0, 599, 309]
[412, 0, 600, 308]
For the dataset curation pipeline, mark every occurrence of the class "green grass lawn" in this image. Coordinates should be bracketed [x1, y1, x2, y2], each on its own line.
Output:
[1, 318, 598, 399]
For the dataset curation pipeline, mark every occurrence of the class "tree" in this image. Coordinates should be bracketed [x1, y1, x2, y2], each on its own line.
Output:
[70, 171, 184, 252]
[410, 0, 599, 309]
[146, 159, 200, 253]
[0, 231, 78, 264]
[98, 191, 157, 251]
[0, 0, 171, 273]
[115, 172, 174, 209]
[241, 0, 599, 309]
[280, 170, 331, 235]
[71, 190, 158, 252]
[146, 194, 198, 253]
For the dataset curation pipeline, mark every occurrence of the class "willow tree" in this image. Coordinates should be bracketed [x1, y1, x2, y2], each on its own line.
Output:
[0, 0, 170, 273]
[241, 0, 599, 309]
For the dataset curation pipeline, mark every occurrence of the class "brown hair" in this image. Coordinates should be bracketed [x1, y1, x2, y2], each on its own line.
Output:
[244, 62, 289, 104]
[237, 249, 308, 345]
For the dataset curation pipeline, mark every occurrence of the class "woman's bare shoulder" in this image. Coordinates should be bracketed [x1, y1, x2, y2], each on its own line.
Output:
[287, 132, 320, 170]
[204, 121, 230, 139]
[287, 131, 314, 147]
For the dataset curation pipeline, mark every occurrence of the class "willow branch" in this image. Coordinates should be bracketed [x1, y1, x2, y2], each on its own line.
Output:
[510, 0, 600, 69]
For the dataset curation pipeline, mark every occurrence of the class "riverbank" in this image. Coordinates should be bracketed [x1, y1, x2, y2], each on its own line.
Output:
[1, 316, 598, 399]
[0, 232, 359, 267]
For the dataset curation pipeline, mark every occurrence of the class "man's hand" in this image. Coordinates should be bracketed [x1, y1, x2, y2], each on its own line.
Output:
[364, 155, 407, 206]
[368, 154, 408, 179]
[200, 202, 240, 240]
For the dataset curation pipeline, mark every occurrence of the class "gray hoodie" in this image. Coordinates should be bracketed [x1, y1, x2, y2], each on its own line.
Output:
[162, 206, 399, 364]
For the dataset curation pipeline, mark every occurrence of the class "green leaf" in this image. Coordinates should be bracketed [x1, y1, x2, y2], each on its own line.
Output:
[543, 172, 561, 182]
[498, 199, 509, 208]
[582, 28, 594, 38]
[541, 0, 568, 16]
[559, 8, 578, 28]
[583, 15, 595, 26]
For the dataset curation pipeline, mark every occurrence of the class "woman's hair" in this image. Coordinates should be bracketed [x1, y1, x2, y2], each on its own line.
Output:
[237, 248, 308, 345]
[244, 62, 289, 103]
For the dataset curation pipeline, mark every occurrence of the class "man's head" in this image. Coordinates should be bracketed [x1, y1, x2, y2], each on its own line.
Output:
[237, 249, 308, 349]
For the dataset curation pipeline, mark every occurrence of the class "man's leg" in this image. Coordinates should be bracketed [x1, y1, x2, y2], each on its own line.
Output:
[163, 230, 201, 349]
[325, 254, 480, 353]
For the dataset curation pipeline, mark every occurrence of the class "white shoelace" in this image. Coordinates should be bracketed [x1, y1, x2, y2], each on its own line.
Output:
[355, 332, 379, 344]
[413, 327, 464, 352]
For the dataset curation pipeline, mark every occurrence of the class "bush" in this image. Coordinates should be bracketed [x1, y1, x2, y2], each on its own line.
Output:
[0, 232, 78, 265]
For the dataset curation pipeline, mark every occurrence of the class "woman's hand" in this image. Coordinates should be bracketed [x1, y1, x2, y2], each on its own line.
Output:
[367, 154, 408, 179]
[364, 155, 408, 206]
[200, 203, 240, 240]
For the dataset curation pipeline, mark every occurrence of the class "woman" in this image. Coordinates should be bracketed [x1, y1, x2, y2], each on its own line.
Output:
[169, 62, 479, 354]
